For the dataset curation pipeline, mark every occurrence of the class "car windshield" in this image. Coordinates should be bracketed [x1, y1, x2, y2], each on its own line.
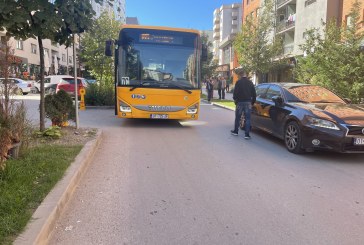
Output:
[284, 85, 345, 104]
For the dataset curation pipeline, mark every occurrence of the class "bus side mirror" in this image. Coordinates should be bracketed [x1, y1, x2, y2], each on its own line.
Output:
[105, 40, 113, 57]
[201, 44, 208, 62]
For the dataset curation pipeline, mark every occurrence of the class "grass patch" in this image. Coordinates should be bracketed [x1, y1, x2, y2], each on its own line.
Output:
[201, 93, 236, 110]
[0, 144, 82, 245]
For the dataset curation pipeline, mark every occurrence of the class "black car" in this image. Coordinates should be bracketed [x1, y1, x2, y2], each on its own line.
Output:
[248, 83, 364, 153]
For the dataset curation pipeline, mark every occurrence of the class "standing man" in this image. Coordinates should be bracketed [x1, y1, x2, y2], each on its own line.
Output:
[206, 78, 214, 103]
[231, 70, 256, 140]
[221, 77, 226, 99]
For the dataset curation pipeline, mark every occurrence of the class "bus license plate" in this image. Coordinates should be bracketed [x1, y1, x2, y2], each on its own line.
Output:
[150, 114, 168, 119]
[354, 138, 364, 145]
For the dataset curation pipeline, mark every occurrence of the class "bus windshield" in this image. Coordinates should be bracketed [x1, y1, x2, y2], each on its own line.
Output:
[118, 28, 200, 90]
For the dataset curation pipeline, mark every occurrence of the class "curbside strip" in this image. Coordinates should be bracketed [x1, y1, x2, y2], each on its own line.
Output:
[14, 129, 103, 245]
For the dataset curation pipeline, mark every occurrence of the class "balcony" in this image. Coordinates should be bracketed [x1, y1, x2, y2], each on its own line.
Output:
[232, 20, 238, 26]
[276, 19, 295, 34]
[213, 32, 220, 40]
[232, 3, 240, 9]
[214, 15, 220, 24]
[277, 0, 296, 9]
[284, 44, 294, 54]
[231, 28, 238, 35]
[213, 23, 220, 31]
[232, 11, 238, 19]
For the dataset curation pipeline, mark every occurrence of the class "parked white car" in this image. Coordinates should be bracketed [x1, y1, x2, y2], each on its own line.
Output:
[31, 75, 73, 94]
[0, 78, 32, 95]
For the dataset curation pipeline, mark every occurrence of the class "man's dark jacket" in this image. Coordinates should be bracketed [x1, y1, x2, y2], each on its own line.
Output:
[233, 77, 256, 104]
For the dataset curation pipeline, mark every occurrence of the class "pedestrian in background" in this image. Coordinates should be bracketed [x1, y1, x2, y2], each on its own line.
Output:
[226, 77, 231, 92]
[206, 78, 214, 102]
[221, 77, 226, 99]
[217, 77, 223, 99]
[231, 70, 256, 140]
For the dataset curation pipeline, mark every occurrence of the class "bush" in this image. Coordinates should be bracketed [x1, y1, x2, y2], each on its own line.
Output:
[85, 83, 115, 106]
[45, 90, 75, 127]
[0, 100, 30, 169]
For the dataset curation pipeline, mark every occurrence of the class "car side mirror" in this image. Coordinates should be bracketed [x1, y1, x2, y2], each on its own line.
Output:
[105, 40, 113, 57]
[272, 95, 284, 106]
[343, 98, 352, 104]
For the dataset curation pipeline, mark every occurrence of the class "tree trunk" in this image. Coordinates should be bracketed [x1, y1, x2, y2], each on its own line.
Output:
[38, 37, 45, 131]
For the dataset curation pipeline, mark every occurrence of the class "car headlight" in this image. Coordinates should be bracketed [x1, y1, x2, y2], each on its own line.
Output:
[119, 100, 131, 113]
[306, 116, 340, 130]
[187, 103, 198, 114]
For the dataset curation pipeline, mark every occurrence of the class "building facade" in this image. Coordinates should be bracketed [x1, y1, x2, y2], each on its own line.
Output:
[0, 0, 126, 79]
[213, 3, 242, 79]
[92, 0, 126, 23]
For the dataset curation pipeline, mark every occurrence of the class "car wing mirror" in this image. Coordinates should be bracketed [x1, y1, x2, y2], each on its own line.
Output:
[343, 98, 352, 104]
[272, 95, 284, 106]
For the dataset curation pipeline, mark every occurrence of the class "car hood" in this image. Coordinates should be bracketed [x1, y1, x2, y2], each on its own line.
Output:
[294, 103, 364, 125]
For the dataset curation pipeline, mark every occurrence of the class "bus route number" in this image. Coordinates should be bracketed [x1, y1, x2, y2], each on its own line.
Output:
[121, 77, 130, 85]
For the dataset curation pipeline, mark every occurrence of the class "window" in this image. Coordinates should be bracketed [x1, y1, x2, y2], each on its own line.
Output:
[69, 56, 73, 64]
[16, 39, 23, 50]
[31, 44, 37, 54]
[247, 0, 250, 5]
[305, 0, 316, 7]
[345, 15, 353, 27]
[265, 85, 282, 100]
[62, 54, 66, 62]
[256, 84, 270, 99]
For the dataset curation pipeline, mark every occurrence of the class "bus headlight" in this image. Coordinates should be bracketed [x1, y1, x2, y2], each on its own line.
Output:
[187, 103, 198, 114]
[119, 101, 131, 113]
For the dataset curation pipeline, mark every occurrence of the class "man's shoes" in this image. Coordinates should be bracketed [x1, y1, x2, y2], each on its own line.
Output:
[244, 135, 251, 140]
[231, 130, 238, 136]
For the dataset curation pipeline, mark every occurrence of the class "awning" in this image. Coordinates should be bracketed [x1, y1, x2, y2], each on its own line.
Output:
[215, 64, 230, 72]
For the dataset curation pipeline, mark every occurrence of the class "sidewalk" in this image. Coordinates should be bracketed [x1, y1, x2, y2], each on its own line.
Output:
[201, 87, 234, 101]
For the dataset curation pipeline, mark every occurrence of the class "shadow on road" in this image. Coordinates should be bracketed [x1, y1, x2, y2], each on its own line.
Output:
[120, 119, 184, 128]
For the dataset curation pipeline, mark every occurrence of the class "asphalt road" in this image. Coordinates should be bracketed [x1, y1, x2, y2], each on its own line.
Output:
[19, 94, 364, 245]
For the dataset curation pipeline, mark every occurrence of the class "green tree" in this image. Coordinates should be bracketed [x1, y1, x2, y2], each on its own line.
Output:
[233, 0, 283, 83]
[0, 0, 113, 131]
[200, 32, 218, 79]
[80, 11, 121, 85]
[294, 1, 364, 102]
[0, 0, 62, 131]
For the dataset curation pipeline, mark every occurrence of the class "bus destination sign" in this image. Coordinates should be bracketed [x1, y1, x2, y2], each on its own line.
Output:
[139, 34, 182, 45]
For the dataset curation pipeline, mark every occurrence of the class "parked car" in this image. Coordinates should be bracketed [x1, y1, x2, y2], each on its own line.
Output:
[56, 77, 87, 98]
[32, 75, 73, 94]
[247, 83, 364, 153]
[0, 78, 31, 95]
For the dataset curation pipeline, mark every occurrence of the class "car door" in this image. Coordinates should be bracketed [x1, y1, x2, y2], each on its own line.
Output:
[252, 84, 270, 130]
[265, 85, 292, 138]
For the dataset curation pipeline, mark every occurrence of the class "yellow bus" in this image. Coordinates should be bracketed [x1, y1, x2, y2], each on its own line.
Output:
[106, 25, 206, 120]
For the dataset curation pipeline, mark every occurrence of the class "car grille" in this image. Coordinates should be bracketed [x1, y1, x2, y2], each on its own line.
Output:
[346, 125, 364, 136]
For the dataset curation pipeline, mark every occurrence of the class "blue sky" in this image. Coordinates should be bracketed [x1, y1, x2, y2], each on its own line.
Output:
[126, 0, 240, 31]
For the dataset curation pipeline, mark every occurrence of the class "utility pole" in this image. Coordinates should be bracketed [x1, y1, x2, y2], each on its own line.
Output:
[73, 34, 79, 129]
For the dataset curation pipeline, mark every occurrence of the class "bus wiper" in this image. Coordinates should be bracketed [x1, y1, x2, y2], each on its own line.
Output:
[129, 81, 153, 91]
[169, 84, 192, 94]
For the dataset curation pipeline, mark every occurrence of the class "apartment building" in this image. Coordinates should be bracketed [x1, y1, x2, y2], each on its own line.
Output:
[213, 3, 242, 79]
[92, 0, 126, 23]
[0, 0, 126, 79]
[341, 0, 364, 32]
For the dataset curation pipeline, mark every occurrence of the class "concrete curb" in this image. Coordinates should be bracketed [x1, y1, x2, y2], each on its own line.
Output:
[14, 130, 103, 245]
[201, 98, 235, 111]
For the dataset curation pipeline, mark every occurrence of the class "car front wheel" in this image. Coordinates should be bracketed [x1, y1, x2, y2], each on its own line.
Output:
[285, 121, 304, 154]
